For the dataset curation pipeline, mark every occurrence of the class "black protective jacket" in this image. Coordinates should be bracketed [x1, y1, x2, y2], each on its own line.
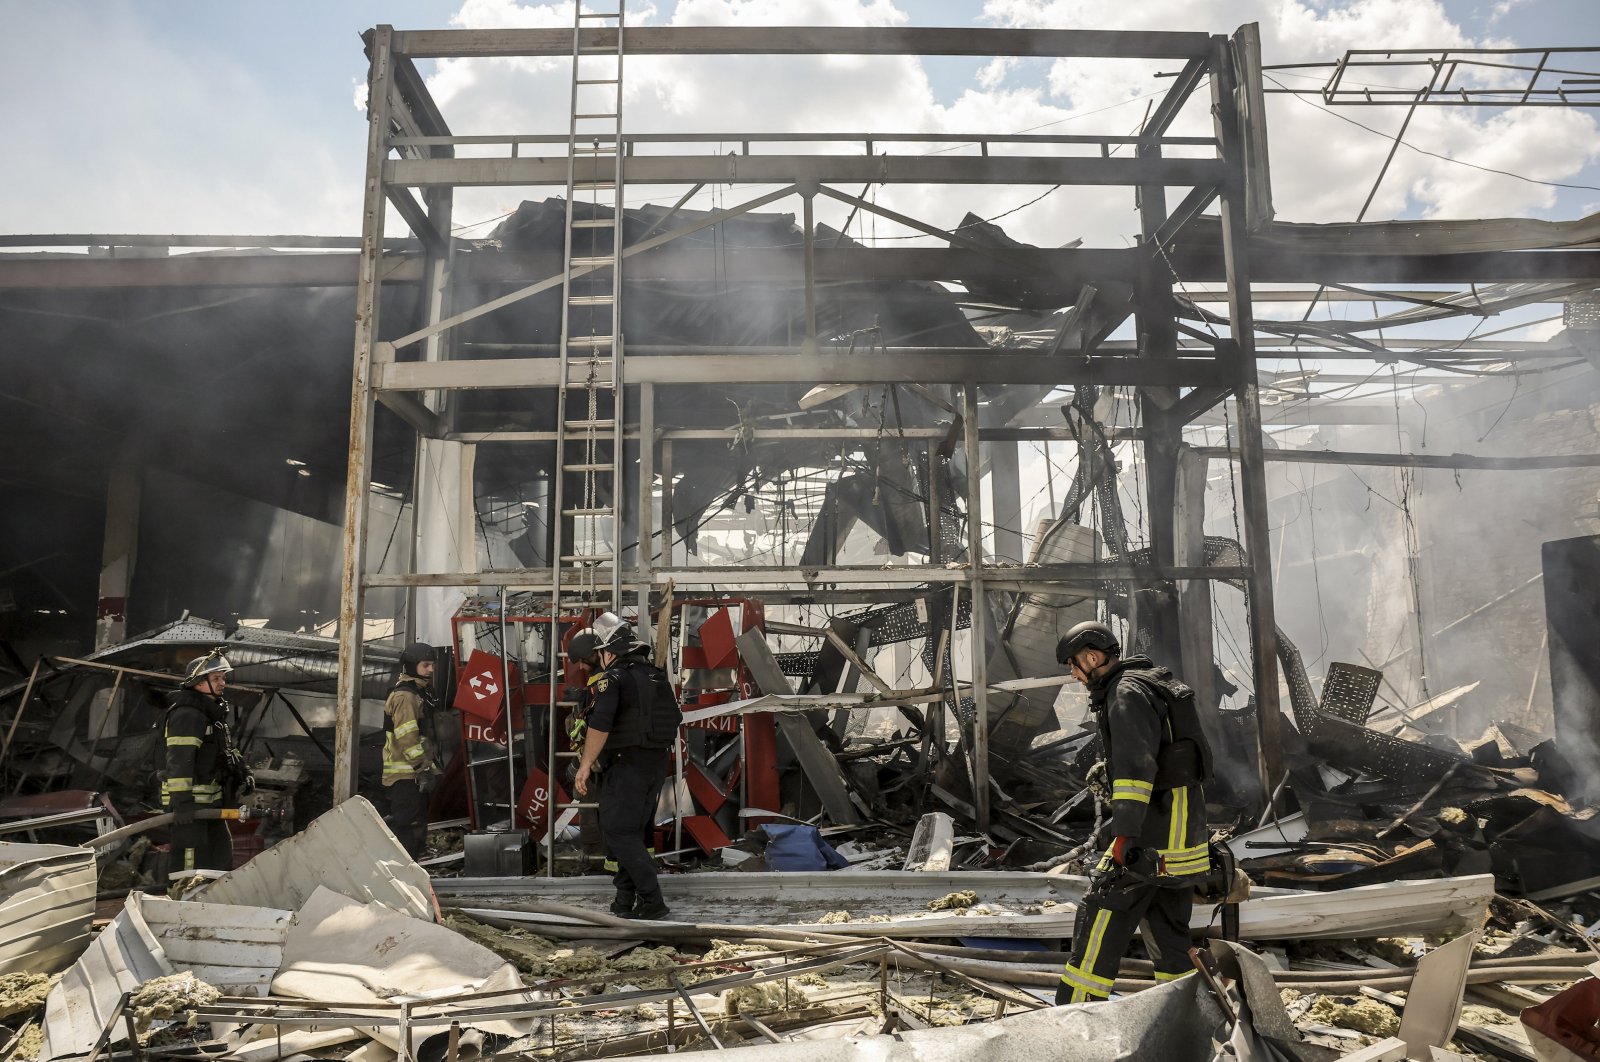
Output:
[588, 648, 681, 751]
[1087, 656, 1211, 879]
[161, 689, 235, 809]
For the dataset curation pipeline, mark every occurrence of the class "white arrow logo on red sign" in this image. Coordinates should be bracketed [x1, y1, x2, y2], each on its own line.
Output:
[468, 672, 500, 699]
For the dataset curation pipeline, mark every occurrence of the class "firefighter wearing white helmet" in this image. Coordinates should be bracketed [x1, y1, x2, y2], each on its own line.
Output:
[162, 647, 251, 876]
[574, 613, 680, 920]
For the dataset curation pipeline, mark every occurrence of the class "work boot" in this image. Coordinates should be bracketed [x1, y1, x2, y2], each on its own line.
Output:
[609, 892, 636, 917]
[629, 898, 670, 921]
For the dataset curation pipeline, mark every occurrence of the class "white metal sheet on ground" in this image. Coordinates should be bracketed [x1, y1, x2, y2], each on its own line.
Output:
[688, 975, 1228, 1062]
[439, 870, 1495, 942]
[0, 841, 95, 976]
[197, 797, 433, 920]
[272, 886, 532, 1042]
[139, 895, 291, 996]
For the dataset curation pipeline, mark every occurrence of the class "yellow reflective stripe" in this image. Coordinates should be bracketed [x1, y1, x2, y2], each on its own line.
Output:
[1168, 785, 1188, 853]
[1154, 970, 1194, 983]
[166, 736, 203, 748]
[393, 720, 420, 737]
[1059, 907, 1117, 1001]
[1111, 788, 1151, 805]
[164, 778, 193, 791]
[1113, 778, 1152, 794]
[403, 745, 424, 761]
[183, 848, 195, 872]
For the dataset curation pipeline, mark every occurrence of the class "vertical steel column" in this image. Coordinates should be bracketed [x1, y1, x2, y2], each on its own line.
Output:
[987, 441, 1024, 563]
[801, 190, 818, 354]
[1135, 141, 1185, 669]
[406, 184, 456, 642]
[635, 382, 655, 642]
[962, 383, 990, 832]
[335, 25, 397, 804]
[95, 463, 141, 651]
[1211, 35, 1284, 792]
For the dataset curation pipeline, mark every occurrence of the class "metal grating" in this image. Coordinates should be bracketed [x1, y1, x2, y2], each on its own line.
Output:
[1320, 662, 1382, 726]
[1565, 292, 1600, 330]
[1309, 714, 1465, 782]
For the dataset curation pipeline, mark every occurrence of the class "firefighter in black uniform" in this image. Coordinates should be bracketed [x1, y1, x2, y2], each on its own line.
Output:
[573, 618, 680, 920]
[1054, 620, 1213, 1005]
[163, 647, 252, 877]
[382, 642, 439, 858]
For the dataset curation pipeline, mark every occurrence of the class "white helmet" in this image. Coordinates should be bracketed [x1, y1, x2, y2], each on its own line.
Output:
[181, 647, 234, 688]
[591, 611, 636, 652]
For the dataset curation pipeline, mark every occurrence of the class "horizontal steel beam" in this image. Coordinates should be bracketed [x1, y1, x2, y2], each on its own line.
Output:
[1193, 446, 1600, 470]
[5, 245, 1595, 291]
[375, 352, 1232, 391]
[364, 563, 1253, 589]
[384, 154, 1229, 188]
[390, 26, 1215, 60]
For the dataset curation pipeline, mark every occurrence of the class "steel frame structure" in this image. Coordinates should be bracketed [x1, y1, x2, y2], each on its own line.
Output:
[333, 22, 1289, 832]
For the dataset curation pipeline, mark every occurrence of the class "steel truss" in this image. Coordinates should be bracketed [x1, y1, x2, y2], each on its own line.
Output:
[334, 22, 1288, 831]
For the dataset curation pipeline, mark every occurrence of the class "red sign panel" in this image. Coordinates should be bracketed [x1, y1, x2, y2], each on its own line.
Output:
[517, 766, 569, 835]
[453, 650, 520, 721]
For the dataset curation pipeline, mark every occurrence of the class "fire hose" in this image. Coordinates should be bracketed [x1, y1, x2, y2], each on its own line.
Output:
[87, 807, 267, 850]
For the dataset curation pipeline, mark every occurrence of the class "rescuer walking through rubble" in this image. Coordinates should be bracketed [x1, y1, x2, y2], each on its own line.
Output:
[1055, 620, 1213, 1005]
[383, 641, 440, 858]
[163, 647, 252, 876]
[574, 614, 680, 920]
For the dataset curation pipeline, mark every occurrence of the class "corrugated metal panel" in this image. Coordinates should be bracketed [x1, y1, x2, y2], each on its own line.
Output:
[41, 892, 294, 1060]
[0, 842, 95, 976]
[139, 895, 291, 997]
[197, 797, 433, 920]
[42, 892, 172, 1062]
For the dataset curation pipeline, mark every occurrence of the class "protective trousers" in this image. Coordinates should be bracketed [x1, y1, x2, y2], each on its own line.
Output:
[1057, 871, 1195, 1004]
[385, 779, 428, 859]
[599, 746, 668, 906]
[170, 818, 233, 878]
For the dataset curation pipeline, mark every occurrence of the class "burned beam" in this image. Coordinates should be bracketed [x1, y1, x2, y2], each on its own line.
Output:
[385, 154, 1231, 189]
[1192, 446, 1600, 470]
[4, 244, 1597, 290]
[376, 352, 1232, 392]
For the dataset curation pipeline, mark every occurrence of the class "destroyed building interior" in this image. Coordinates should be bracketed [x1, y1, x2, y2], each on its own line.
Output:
[3, 12, 1600, 1062]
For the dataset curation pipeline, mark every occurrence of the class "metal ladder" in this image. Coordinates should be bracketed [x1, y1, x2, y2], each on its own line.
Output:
[545, 0, 627, 868]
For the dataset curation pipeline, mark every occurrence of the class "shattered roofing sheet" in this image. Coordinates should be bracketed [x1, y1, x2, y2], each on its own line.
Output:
[688, 975, 1227, 1062]
[43, 891, 174, 1061]
[0, 841, 95, 976]
[197, 796, 434, 920]
[139, 895, 290, 997]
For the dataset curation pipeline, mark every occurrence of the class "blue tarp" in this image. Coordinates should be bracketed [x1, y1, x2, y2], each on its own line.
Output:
[761, 824, 850, 871]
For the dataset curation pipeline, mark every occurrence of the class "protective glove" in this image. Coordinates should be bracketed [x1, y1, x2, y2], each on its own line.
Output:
[417, 764, 439, 794]
[1107, 835, 1134, 867]
[170, 802, 195, 828]
[239, 771, 257, 795]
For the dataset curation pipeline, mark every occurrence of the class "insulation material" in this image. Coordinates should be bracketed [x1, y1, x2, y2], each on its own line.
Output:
[0, 842, 95, 976]
[271, 886, 531, 1041]
[196, 797, 434, 921]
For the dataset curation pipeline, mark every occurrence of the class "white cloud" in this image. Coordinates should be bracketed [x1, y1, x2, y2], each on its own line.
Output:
[423, 0, 1597, 258]
[0, 4, 361, 235]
